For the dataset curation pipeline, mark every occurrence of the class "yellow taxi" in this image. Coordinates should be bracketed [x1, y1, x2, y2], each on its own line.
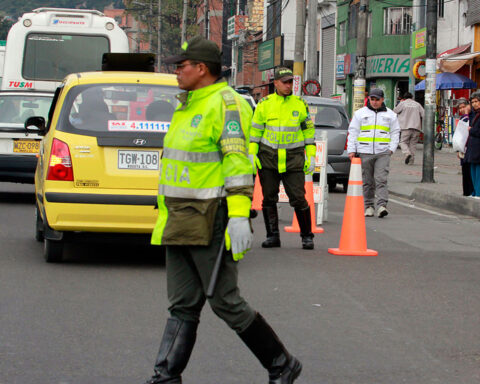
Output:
[27, 55, 178, 262]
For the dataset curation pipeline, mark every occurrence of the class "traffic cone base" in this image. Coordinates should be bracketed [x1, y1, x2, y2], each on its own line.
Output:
[284, 213, 324, 233]
[284, 175, 323, 233]
[328, 247, 378, 256]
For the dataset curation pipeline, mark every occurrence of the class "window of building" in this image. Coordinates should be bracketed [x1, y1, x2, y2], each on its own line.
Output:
[266, 0, 282, 40]
[438, 0, 445, 18]
[367, 12, 372, 38]
[384, 7, 413, 35]
[339, 21, 346, 46]
[348, 4, 359, 39]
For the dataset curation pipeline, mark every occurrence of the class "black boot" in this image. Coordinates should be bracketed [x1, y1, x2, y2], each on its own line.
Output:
[262, 206, 281, 248]
[295, 207, 314, 250]
[238, 313, 302, 384]
[144, 318, 198, 384]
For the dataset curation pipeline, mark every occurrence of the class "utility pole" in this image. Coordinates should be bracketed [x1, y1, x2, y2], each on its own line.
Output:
[422, 0, 437, 183]
[353, 0, 368, 114]
[294, 0, 306, 95]
[157, 0, 162, 71]
[204, 0, 209, 39]
[181, 0, 188, 44]
[306, 0, 318, 81]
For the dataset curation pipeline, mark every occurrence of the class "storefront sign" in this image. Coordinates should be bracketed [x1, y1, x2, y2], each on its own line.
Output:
[336, 54, 346, 79]
[366, 55, 410, 78]
[258, 39, 275, 71]
[411, 28, 427, 59]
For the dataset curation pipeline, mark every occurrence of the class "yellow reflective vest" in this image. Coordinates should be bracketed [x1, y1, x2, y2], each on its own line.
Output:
[151, 80, 253, 246]
[251, 92, 315, 173]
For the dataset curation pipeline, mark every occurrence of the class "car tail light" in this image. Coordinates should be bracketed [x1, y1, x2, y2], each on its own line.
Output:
[345, 133, 349, 150]
[47, 138, 74, 181]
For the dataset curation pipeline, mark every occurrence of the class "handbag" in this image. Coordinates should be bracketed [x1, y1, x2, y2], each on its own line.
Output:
[452, 119, 469, 152]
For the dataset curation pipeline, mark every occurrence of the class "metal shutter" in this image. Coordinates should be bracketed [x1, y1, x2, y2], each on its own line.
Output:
[321, 25, 335, 97]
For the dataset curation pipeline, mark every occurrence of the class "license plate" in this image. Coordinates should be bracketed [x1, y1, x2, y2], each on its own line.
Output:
[118, 150, 159, 170]
[13, 139, 40, 154]
[314, 166, 321, 172]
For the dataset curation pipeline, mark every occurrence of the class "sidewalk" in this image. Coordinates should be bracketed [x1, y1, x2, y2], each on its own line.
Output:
[389, 144, 480, 219]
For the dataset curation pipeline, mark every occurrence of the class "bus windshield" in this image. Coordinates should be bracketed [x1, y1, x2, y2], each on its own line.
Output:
[23, 33, 109, 81]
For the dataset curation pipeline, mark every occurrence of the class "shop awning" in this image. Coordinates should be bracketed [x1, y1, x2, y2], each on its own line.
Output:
[437, 43, 471, 59]
[439, 51, 480, 73]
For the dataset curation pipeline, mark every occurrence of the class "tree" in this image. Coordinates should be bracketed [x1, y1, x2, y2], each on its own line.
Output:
[125, 0, 198, 70]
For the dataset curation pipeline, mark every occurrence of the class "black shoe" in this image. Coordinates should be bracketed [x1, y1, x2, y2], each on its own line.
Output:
[262, 236, 281, 248]
[269, 356, 302, 384]
[238, 313, 302, 384]
[262, 207, 281, 248]
[301, 236, 314, 250]
[405, 154, 411, 164]
[143, 318, 198, 384]
[294, 207, 314, 250]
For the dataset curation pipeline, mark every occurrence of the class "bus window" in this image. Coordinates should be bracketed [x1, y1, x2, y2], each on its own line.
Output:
[23, 34, 109, 81]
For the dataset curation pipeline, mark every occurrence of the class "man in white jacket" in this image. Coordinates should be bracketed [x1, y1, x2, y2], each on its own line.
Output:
[347, 88, 400, 218]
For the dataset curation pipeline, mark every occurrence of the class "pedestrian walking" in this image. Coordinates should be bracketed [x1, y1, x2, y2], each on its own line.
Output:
[249, 67, 316, 249]
[143, 36, 302, 384]
[347, 88, 401, 218]
[456, 98, 474, 196]
[465, 92, 480, 197]
[393, 92, 424, 165]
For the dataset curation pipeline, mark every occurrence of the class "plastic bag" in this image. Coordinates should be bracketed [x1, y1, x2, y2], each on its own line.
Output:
[452, 119, 469, 152]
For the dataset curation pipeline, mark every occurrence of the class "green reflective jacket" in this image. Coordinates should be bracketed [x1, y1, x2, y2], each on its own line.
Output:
[151, 80, 254, 246]
[251, 92, 315, 172]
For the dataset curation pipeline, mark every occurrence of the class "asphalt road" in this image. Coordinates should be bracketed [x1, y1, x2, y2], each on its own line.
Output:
[1, 182, 479, 384]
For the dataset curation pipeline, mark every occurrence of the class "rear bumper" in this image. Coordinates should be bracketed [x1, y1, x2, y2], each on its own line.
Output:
[0, 154, 37, 183]
[39, 191, 158, 233]
[327, 152, 350, 179]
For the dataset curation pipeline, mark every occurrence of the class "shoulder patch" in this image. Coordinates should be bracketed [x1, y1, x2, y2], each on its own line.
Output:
[258, 95, 271, 104]
[220, 89, 237, 107]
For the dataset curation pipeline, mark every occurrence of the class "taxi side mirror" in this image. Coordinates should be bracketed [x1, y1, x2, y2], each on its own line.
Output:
[25, 116, 47, 136]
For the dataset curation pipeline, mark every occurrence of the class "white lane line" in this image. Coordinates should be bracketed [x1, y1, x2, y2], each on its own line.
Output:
[389, 198, 458, 218]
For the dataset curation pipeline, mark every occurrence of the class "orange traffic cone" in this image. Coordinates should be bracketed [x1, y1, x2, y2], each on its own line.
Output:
[251, 175, 263, 211]
[285, 174, 324, 233]
[328, 157, 377, 256]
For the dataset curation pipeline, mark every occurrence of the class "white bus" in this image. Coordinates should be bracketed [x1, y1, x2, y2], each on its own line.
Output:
[2, 8, 129, 92]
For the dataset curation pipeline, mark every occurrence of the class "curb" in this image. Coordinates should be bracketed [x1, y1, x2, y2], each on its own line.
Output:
[409, 188, 480, 219]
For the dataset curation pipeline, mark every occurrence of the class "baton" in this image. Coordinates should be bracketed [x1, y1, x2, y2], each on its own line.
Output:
[206, 235, 226, 299]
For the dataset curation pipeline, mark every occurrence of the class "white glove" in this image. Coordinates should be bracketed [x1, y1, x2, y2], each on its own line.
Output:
[304, 156, 315, 175]
[226, 217, 253, 261]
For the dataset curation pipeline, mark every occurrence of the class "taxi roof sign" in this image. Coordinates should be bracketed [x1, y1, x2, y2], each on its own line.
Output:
[102, 53, 156, 72]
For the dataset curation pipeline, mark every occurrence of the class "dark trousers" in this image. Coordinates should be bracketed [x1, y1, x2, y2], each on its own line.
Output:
[258, 168, 308, 210]
[462, 161, 474, 196]
[166, 204, 255, 333]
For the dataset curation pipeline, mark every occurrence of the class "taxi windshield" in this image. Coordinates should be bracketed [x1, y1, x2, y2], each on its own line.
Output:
[63, 84, 179, 133]
[0, 94, 53, 125]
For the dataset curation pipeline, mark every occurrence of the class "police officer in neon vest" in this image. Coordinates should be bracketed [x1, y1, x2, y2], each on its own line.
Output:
[250, 67, 316, 250]
[144, 37, 302, 384]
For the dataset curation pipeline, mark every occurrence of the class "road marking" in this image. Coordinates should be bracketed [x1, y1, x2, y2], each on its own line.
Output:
[389, 198, 458, 218]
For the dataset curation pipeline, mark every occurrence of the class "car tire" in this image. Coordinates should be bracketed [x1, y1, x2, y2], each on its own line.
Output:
[328, 182, 336, 193]
[342, 181, 348, 193]
[44, 239, 64, 263]
[35, 205, 44, 242]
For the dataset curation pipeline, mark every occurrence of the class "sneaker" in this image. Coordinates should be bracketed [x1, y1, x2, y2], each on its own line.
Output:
[405, 154, 412, 164]
[377, 206, 388, 218]
[365, 207, 374, 217]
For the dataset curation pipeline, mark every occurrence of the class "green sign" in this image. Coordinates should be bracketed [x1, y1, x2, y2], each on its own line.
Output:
[258, 39, 275, 71]
[411, 28, 427, 60]
[366, 55, 410, 78]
